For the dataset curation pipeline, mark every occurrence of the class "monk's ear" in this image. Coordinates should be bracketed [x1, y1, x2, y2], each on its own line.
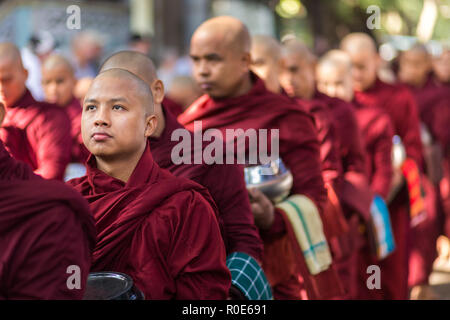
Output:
[144, 113, 157, 138]
[151, 79, 165, 105]
[0, 102, 5, 127]
[22, 67, 29, 82]
[242, 52, 252, 69]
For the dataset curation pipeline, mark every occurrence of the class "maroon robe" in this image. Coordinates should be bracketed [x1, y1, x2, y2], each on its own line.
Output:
[355, 81, 415, 299]
[354, 79, 424, 168]
[292, 95, 356, 298]
[316, 92, 373, 299]
[64, 97, 89, 163]
[0, 140, 96, 299]
[163, 96, 184, 118]
[179, 74, 344, 300]
[402, 76, 448, 287]
[0, 89, 71, 180]
[67, 142, 231, 299]
[149, 106, 263, 261]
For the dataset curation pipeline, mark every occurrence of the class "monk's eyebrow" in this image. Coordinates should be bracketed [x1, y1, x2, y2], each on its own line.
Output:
[109, 97, 129, 104]
[84, 98, 99, 104]
[84, 97, 129, 104]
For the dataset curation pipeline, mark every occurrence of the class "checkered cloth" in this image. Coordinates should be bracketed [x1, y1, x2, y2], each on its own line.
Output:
[226, 252, 273, 300]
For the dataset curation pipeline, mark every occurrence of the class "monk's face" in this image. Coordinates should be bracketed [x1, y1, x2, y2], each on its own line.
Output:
[82, 76, 153, 159]
[42, 65, 76, 106]
[0, 56, 27, 108]
[346, 49, 379, 92]
[433, 50, 450, 83]
[279, 53, 315, 99]
[398, 50, 431, 87]
[190, 32, 251, 99]
[316, 64, 354, 102]
[250, 48, 280, 93]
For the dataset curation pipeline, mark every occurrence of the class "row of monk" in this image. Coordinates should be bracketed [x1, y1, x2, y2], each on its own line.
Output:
[0, 16, 449, 300]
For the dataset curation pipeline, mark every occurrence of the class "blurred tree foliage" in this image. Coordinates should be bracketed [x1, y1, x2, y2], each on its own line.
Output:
[261, 0, 450, 54]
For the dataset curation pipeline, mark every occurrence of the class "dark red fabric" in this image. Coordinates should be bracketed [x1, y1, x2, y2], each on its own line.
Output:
[292, 96, 351, 262]
[64, 97, 89, 163]
[67, 143, 231, 299]
[0, 140, 96, 300]
[352, 101, 394, 199]
[149, 106, 263, 261]
[163, 96, 184, 118]
[179, 74, 344, 300]
[354, 79, 424, 169]
[0, 89, 71, 180]
[402, 76, 446, 287]
[354, 82, 414, 300]
[314, 93, 372, 299]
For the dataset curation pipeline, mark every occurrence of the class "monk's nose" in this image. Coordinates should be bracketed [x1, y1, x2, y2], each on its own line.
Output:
[94, 109, 110, 127]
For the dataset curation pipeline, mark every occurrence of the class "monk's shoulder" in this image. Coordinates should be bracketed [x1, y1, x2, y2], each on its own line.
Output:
[151, 179, 216, 222]
[31, 101, 71, 126]
[66, 175, 91, 195]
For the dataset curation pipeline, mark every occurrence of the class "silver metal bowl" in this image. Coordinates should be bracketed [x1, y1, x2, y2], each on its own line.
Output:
[391, 135, 406, 169]
[244, 158, 293, 203]
[83, 271, 145, 300]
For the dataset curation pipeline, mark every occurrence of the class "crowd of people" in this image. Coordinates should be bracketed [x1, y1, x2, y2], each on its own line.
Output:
[0, 15, 449, 300]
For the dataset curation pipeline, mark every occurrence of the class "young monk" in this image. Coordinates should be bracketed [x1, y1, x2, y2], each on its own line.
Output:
[179, 16, 345, 300]
[67, 68, 231, 299]
[167, 76, 201, 114]
[99, 51, 266, 300]
[276, 39, 370, 299]
[316, 49, 398, 300]
[341, 33, 426, 300]
[398, 44, 446, 299]
[0, 101, 96, 300]
[0, 42, 71, 180]
[41, 54, 89, 163]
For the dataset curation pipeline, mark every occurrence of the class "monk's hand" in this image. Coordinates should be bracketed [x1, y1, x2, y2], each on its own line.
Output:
[248, 188, 274, 230]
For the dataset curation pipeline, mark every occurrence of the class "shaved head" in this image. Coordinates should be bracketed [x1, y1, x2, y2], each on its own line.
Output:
[100, 50, 167, 137]
[82, 68, 157, 178]
[340, 33, 379, 91]
[433, 47, 450, 83]
[340, 32, 377, 54]
[318, 50, 352, 74]
[41, 54, 76, 106]
[316, 50, 354, 102]
[250, 35, 282, 93]
[0, 42, 28, 107]
[279, 39, 316, 99]
[91, 68, 154, 115]
[251, 35, 282, 62]
[0, 43, 24, 68]
[100, 50, 157, 87]
[398, 43, 431, 87]
[193, 16, 251, 55]
[42, 54, 74, 74]
[281, 39, 316, 65]
[190, 16, 253, 99]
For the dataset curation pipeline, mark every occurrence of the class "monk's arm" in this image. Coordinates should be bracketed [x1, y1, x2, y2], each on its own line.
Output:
[132, 191, 231, 299]
[311, 106, 342, 187]
[168, 191, 231, 299]
[394, 90, 424, 169]
[6, 205, 92, 299]
[342, 107, 367, 176]
[261, 113, 327, 238]
[30, 109, 71, 180]
[202, 163, 264, 262]
[369, 116, 394, 199]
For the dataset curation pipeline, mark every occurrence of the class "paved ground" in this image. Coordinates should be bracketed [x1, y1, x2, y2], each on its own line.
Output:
[429, 267, 450, 299]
